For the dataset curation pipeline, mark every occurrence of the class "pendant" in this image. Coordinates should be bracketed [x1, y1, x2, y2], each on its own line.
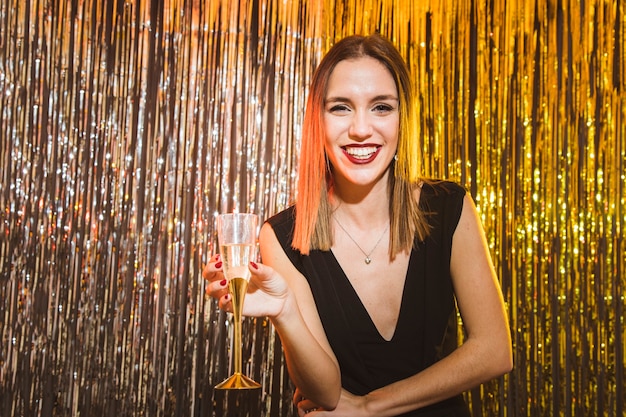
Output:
[365, 257, 371, 264]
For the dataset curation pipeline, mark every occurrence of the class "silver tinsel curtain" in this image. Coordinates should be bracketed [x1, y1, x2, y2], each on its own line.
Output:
[0, 1, 623, 416]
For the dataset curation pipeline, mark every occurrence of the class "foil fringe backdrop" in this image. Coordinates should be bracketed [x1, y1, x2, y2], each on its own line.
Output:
[0, 1, 623, 416]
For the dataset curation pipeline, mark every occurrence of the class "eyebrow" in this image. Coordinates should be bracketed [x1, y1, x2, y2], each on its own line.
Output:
[325, 94, 399, 103]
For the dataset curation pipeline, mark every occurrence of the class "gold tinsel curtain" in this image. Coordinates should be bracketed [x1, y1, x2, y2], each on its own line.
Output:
[0, 1, 623, 416]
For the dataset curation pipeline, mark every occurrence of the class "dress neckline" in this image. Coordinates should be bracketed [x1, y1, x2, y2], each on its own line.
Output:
[327, 248, 413, 342]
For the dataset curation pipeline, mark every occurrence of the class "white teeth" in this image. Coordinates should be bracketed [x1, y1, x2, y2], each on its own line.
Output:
[345, 147, 377, 158]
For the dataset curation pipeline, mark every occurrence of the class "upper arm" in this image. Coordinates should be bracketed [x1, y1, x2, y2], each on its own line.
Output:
[259, 222, 338, 362]
[449, 195, 511, 347]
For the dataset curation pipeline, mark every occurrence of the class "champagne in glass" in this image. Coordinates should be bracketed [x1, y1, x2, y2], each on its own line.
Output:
[214, 213, 261, 390]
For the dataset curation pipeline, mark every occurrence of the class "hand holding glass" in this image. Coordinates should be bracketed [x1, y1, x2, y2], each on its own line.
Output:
[214, 213, 261, 390]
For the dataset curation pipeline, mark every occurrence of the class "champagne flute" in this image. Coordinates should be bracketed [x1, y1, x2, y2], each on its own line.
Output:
[214, 213, 261, 390]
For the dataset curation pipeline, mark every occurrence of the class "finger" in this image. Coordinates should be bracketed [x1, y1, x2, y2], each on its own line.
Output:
[206, 276, 229, 301]
[248, 260, 263, 282]
[248, 261, 282, 293]
[293, 393, 319, 416]
[297, 403, 320, 416]
[202, 255, 223, 281]
[299, 401, 318, 412]
[218, 292, 232, 312]
[295, 401, 309, 417]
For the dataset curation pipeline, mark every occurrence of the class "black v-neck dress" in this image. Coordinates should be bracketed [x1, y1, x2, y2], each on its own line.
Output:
[266, 181, 471, 416]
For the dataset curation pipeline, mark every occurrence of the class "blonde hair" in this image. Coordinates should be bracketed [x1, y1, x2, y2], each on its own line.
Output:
[293, 34, 429, 257]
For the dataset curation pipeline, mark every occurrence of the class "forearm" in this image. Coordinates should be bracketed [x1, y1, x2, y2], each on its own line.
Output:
[361, 336, 512, 416]
[270, 295, 341, 410]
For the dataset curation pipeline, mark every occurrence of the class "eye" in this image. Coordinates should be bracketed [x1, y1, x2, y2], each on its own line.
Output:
[328, 103, 351, 113]
[372, 103, 395, 113]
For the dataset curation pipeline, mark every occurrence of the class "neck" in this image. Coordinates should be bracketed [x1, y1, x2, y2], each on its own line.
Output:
[331, 195, 390, 232]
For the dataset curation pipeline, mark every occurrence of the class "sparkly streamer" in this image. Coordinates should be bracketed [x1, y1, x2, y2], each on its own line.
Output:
[1, 1, 319, 416]
[0, 1, 624, 417]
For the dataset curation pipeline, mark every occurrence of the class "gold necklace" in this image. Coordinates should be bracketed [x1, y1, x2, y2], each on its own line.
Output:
[333, 216, 389, 264]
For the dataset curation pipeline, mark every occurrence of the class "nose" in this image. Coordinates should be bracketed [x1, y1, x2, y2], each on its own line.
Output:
[348, 111, 373, 139]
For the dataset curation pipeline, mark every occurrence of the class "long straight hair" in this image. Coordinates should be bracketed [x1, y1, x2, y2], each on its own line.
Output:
[292, 34, 429, 258]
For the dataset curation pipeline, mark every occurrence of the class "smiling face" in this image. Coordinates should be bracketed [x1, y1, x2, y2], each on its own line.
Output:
[323, 56, 400, 192]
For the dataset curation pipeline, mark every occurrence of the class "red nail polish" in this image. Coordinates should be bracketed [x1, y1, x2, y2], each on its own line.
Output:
[250, 261, 258, 270]
[214, 261, 222, 269]
[220, 279, 227, 286]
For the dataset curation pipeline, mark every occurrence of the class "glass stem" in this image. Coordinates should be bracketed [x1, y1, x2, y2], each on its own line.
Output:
[232, 304, 242, 375]
[229, 278, 248, 375]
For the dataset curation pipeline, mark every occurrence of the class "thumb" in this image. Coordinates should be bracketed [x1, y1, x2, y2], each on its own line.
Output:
[248, 261, 289, 296]
[248, 260, 275, 280]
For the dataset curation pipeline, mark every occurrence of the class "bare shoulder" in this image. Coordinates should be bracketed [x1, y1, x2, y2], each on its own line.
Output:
[455, 193, 483, 237]
[259, 221, 310, 292]
[450, 192, 497, 285]
[259, 222, 290, 268]
[259, 221, 279, 247]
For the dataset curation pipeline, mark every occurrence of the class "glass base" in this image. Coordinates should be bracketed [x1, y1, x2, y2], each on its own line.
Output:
[214, 372, 261, 390]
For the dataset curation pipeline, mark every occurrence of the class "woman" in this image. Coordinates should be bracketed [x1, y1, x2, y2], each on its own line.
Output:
[205, 33, 512, 416]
